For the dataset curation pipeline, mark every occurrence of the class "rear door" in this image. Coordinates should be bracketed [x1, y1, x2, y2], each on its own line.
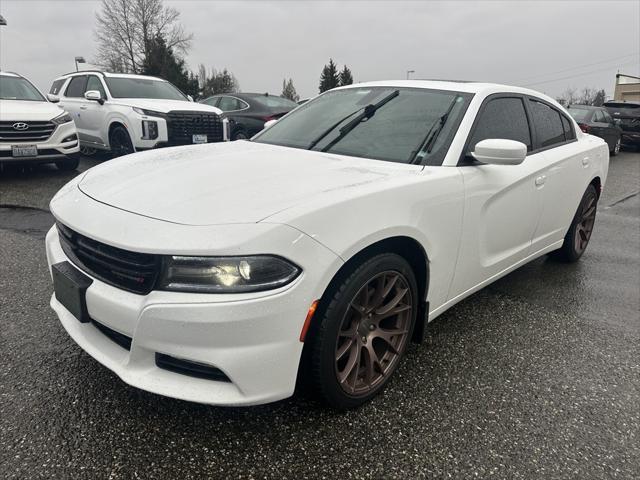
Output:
[590, 109, 613, 149]
[450, 95, 545, 298]
[527, 98, 591, 251]
[60, 75, 88, 139]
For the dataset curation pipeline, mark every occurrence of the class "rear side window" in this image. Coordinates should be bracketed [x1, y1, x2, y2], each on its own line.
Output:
[593, 110, 605, 123]
[529, 100, 565, 148]
[49, 79, 65, 95]
[218, 96, 243, 112]
[65, 76, 87, 98]
[468, 97, 532, 151]
[561, 115, 575, 141]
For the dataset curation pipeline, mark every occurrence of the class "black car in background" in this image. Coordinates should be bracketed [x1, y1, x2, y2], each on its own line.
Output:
[200, 93, 297, 140]
[603, 101, 640, 149]
[567, 105, 622, 156]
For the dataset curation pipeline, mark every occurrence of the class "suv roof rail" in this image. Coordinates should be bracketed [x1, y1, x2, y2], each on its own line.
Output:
[60, 69, 106, 77]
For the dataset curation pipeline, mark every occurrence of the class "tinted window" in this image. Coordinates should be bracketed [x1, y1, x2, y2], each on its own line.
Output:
[567, 107, 590, 123]
[529, 100, 565, 148]
[561, 115, 575, 140]
[65, 76, 87, 98]
[250, 95, 297, 110]
[468, 97, 531, 151]
[602, 111, 613, 123]
[201, 96, 220, 107]
[254, 87, 472, 165]
[593, 110, 605, 123]
[86, 75, 106, 98]
[49, 79, 66, 95]
[218, 96, 242, 111]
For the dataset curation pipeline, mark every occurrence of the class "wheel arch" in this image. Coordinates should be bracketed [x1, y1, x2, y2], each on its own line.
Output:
[590, 176, 602, 199]
[106, 119, 131, 149]
[312, 235, 430, 345]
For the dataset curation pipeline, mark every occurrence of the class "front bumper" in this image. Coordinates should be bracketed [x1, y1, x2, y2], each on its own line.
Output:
[621, 131, 640, 145]
[0, 121, 79, 163]
[45, 220, 341, 406]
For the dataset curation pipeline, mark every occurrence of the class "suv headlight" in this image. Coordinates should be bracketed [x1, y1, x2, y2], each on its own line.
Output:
[158, 255, 301, 293]
[132, 107, 164, 117]
[52, 112, 73, 125]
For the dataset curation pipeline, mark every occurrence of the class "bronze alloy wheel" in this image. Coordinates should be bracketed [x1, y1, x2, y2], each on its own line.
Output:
[574, 189, 597, 255]
[335, 271, 413, 396]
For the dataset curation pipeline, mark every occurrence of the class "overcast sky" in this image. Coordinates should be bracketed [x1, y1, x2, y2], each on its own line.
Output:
[1, 0, 638, 99]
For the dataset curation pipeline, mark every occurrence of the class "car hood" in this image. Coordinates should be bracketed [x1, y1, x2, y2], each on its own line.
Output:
[78, 141, 418, 226]
[111, 98, 223, 115]
[0, 100, 64, 121]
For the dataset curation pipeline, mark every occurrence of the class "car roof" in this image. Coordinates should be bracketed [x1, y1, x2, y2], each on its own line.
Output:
[567, 104, 599, 110]
[604, 100, 640, 106]
[333, 80, 560, 104]
[0, 71, 21, 78]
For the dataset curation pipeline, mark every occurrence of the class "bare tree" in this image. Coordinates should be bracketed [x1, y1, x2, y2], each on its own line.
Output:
[558, 86, 579, 106]
[94, 0, 192, 73]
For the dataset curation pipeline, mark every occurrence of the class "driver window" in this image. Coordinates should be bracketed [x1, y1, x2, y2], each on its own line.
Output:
[468, 97, 532, 152]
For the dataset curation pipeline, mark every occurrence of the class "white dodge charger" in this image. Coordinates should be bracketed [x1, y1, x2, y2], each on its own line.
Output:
[46, 81, 609, 409]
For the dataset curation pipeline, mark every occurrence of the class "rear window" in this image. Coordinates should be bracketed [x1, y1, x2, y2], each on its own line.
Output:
[603, 102, 640, 116]
[250, 95, 297, 110]
[567, 107, 590, 122]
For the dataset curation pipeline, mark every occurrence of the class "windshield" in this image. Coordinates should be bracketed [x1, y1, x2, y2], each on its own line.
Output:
[567, 107, 591, 122]
[253, 87, 472, 165]
[0, 76, 45, 101]
[105, 77, 187, 100]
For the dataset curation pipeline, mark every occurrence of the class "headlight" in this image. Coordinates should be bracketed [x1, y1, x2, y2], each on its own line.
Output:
[132, 107, 164, 117]
[158, 255, 301, 293]
[141, 120, 158, 140]
[52, 112, 72, 125]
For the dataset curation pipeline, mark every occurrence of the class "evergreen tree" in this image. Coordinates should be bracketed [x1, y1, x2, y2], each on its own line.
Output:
[319, 59, 340, 93]
[281, 78, 300, 102]
[142, 35, 198, 98]
[339, 65, 353, 86]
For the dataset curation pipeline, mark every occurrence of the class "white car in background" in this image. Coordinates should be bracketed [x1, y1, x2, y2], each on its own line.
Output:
[46, 80, 608, 409]
[49, 71, 228, 157]
[0, 71, 80, 170]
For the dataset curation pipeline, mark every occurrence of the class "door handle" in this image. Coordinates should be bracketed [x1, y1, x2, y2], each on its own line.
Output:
[79, 105, 88, 110]
[582, 157, 590, 167]
[535, 175, 546, 187]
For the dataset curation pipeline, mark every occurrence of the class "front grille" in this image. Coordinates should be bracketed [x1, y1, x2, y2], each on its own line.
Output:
[166, 111, 223, 145]
[0, 121, 57, 142]
[57, 223, 160, 295]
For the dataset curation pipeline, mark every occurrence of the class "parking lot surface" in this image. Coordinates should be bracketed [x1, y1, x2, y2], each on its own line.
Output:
[1, 152, 639, 479]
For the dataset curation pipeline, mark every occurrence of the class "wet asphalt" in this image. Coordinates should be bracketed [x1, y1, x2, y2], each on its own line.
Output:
[0, 151, 638, 479]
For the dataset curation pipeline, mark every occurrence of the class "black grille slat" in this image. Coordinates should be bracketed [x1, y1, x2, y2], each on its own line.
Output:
[166, 111, 223, 145]
[0, 121, 56, 142]
[91, 320, 132, 351]
[57, 223, 160, 295]
[155, 353, 231, 382]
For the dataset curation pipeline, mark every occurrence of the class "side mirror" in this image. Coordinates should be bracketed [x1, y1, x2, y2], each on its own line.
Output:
[187, 95, 194, 102]
[47, 93, 60, 103]
[471, 139, 527, 165]
[84, 90, 104, 104]
[264, 119, 278, 130]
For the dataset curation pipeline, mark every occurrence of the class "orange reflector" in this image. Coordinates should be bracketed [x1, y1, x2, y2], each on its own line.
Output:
[299, 300, 319, 342]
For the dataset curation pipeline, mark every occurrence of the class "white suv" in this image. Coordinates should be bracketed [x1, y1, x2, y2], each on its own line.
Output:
[49, 71, 228, 156]
[0, 71, 80, 170]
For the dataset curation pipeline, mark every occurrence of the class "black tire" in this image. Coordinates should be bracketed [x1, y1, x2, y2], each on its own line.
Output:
[554, 184, 598, 262]
[232, 130, 249, 141]
[610, 137, 621, 157]
[55, 156, 80, 171]
[109, 125, 135, 158]
[304, 253, 418, 409]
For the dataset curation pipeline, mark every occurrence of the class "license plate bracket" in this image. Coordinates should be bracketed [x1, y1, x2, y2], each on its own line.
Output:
[52, 261, 93, 323]
[12, 145, 38, 157]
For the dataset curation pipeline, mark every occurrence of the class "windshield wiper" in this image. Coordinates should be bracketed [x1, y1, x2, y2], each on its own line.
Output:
[307, 90, 400, 151]
[409, 95, 460, 164]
